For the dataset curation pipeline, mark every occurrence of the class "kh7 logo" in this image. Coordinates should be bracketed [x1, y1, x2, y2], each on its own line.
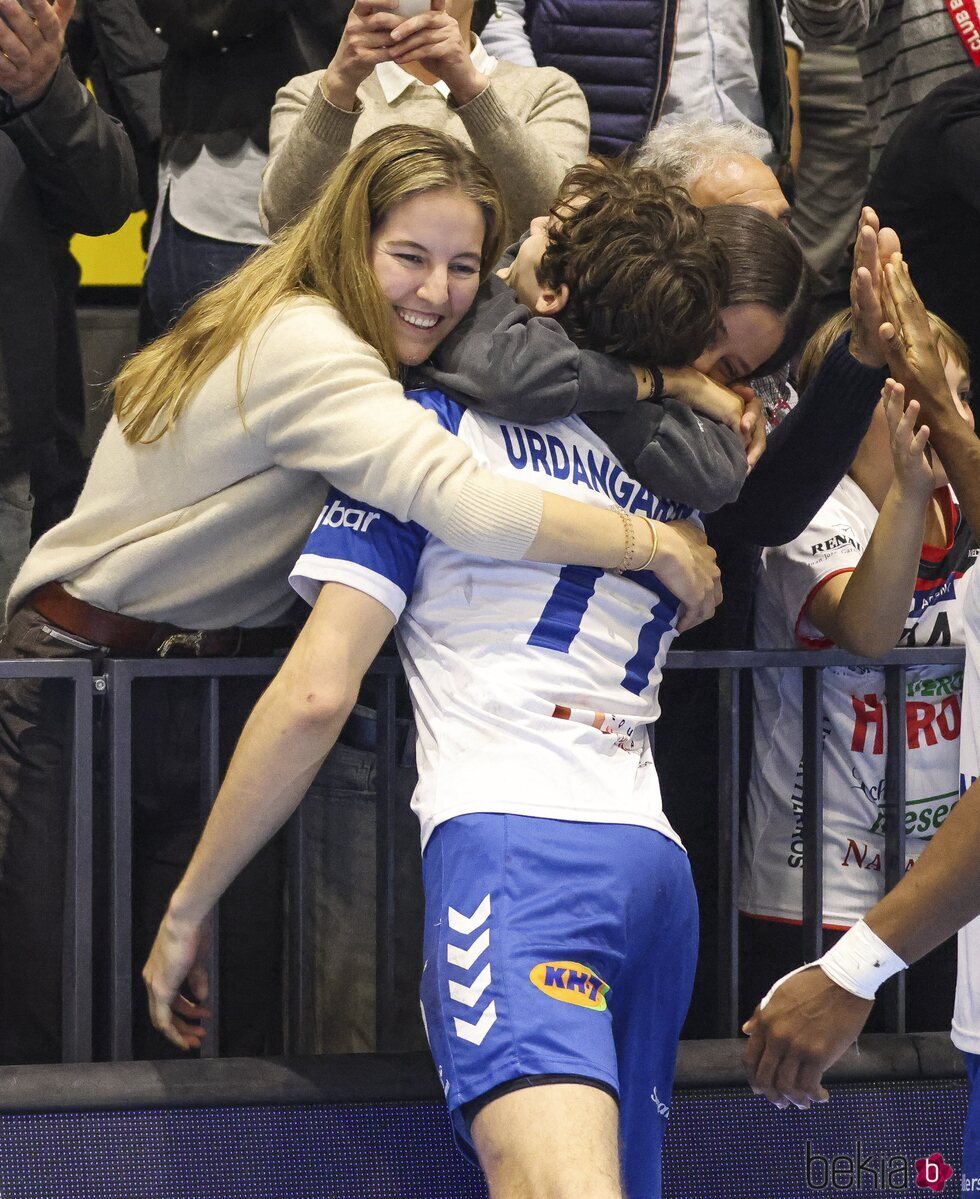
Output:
[529, 961, 609, 1010]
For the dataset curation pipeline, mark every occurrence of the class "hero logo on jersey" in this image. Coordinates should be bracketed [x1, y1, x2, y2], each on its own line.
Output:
[313, 499, 380, 534]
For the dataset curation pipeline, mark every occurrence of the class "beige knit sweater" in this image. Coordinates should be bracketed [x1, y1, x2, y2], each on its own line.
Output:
[10, 299, 543, 628]
[260, 60, 590, 242]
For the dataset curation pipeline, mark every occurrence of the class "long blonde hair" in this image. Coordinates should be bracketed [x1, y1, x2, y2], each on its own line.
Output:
[114, 126, 507, 443]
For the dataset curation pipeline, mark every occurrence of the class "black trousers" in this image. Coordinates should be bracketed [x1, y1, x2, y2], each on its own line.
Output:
[0, 604, 283, 1064]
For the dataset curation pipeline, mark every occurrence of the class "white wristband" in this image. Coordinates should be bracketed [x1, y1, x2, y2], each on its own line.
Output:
[817, 920, 908, 1000]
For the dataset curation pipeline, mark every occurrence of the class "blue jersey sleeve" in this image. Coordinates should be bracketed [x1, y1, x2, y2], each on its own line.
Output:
[288, 389, 466, 617]
[289, 489, 427, 619]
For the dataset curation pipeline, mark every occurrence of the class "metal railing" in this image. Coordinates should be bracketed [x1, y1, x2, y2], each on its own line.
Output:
[0, 660, 94, 1063]
[0, 645, 966, 1064]
[665, 646, 965, 1037]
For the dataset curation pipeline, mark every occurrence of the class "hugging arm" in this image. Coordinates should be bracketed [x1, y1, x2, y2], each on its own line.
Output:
[424, 275, 638, 421]
[426, 276, 748, 512]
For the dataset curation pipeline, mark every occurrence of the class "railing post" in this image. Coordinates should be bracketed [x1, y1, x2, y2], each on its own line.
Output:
[880, 664, 908, 1032]
[199, 677, 221, 1058]
[375, 670, 399, 1051]
[62, 664, 94, 1064]
[107, 661, 133, 1061]
[716, 668, 741, 1037]
[286, 797, 309, 1055]
[801, 667, 825, 963]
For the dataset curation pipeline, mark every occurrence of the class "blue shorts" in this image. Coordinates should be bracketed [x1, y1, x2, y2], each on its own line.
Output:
[419, 813, 698, 1199]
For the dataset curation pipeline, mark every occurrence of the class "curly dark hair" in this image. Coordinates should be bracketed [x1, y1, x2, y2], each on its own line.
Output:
[535, 160, 730, 367]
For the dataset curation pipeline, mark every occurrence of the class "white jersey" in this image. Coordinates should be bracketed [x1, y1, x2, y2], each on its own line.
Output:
[741, 474, 976, 927]
[953, 568, 980, 1054]
[290, 389, 694, 850]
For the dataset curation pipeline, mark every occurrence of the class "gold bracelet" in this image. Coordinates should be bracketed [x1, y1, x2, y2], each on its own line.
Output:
[632, 518, 659, 573]
[615, 506, 634, 573]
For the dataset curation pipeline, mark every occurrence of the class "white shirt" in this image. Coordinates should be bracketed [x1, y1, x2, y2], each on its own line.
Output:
[953, 567, 980, 1054]
[290, 389, 694, 850]
[154, 142, 271, 250]
[741, 475, 976, 927]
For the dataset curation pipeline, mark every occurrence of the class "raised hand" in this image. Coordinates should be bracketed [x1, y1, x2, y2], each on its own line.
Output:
[883, 380, 936, 503]
[879, 255, 952, 421]
[321, 0, 403, 112]
[0, 0, 74, 108]
[848, 206, 896, 369]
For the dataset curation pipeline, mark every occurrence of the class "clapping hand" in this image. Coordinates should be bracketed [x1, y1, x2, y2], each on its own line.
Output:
[848, 206, 900, 369]
[0, 0, 73, 109]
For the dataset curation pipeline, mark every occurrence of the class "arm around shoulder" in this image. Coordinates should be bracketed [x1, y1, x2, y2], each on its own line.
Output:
[426, 275, 636, 422]
[247, 301, 545, 560]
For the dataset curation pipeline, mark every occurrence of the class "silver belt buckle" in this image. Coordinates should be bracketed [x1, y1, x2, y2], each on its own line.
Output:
[157, 631, 205, 658]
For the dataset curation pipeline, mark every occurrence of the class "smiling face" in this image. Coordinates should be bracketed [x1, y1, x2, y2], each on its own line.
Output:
[691, 302, 786, 385]
[371, 188, 486, 366]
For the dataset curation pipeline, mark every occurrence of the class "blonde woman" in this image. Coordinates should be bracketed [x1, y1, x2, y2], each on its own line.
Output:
[0, 126, 718, 1066]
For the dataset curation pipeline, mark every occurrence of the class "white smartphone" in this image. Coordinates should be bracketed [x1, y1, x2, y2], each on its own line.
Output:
[394, 0, 432, 18]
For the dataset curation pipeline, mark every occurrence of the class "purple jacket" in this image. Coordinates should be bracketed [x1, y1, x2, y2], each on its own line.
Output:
[524, 0, 790, 161]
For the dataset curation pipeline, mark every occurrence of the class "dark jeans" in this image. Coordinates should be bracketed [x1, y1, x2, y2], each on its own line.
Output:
[301, 735, 427, 1054]
[143, 194, 260, 339]
[0, 604, 284, 1064]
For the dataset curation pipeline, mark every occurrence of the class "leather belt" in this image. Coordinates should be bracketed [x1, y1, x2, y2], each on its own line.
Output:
[27, 582, 296, 658]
